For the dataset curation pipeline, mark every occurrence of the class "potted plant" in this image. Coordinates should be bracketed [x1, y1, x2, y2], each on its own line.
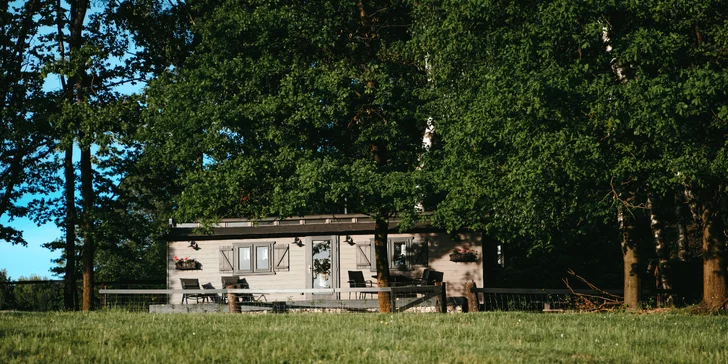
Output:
[313, 258, 331, 287]
[174, 256, 199, 270]
[449, 248, 478, 263]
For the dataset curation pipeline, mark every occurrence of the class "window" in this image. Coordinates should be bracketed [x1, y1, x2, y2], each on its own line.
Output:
[219, 242, 275, 274]
[369, 238, 428, 271]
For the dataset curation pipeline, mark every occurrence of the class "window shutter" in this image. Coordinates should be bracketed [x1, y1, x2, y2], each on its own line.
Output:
[410, 240, 428, 266]
[356, 242, 371, 269]
[274, 244, 290, 271]
[219, 245, 233, 272]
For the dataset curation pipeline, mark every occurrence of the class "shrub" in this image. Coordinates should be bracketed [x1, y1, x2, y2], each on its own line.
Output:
[13, 275, 63, 311]
[0, 269, 13, 310]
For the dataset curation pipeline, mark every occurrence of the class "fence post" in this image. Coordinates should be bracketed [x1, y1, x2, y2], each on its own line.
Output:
[390, 287, 397, 313]
[436, 282, 447, 313]
[465, 282, 479, 313]
[227, 285, 240, 313]
[101, 285, 107, 310]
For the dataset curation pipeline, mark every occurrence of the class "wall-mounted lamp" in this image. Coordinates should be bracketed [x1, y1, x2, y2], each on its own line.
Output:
[344, 235, 355, 246]
[189, 241, 200, 250]
[293, 237, 304, 247]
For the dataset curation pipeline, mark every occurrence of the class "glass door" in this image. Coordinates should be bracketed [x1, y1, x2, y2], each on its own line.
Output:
[306, 236, 337, 299]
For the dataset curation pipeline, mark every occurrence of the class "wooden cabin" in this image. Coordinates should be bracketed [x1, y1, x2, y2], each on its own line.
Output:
[167, 214, 483, 304]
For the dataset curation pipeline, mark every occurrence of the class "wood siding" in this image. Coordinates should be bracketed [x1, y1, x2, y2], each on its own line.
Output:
[168, 232, 483, 303]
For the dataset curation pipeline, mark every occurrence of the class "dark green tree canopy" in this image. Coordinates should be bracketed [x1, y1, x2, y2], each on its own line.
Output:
[141, 0, 428, 224]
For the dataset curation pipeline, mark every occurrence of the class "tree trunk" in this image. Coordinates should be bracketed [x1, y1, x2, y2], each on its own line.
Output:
[619, 207, 640, 310]
[80, 146, 94, 311]
[675, 191, 689, 262]
[63, 146, 76, 310]
[357, 0, 392, 312]
[374, 215, 392, 312]
[701, 197, 727, 309]
[66, 0, 93, 311]
[648, 197, 672, 291]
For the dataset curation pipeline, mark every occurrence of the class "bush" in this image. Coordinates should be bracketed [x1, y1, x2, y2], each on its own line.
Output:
[0, 269, 13, 310]
[13, 275, 63, 311]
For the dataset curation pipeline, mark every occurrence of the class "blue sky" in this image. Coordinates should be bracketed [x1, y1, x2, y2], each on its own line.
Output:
[0, 216, 62, 280]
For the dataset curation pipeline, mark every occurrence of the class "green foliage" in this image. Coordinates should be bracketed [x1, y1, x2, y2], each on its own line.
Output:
[0, 0, 59, 245]
[417, 0, 728, 260]
[11, 276, 63, 312]
[416, 0, 616, 249]
[0, 270, 12, 310]
[140, 0, 428, 225]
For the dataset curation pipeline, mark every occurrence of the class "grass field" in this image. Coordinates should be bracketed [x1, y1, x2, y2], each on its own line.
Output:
[1, 310, 727, 363]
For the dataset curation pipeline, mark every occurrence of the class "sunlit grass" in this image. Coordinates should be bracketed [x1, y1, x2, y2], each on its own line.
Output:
[1, 310, 727, 363]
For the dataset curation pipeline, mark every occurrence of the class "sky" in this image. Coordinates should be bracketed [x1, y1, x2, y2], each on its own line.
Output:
[0, 216, 62, 280]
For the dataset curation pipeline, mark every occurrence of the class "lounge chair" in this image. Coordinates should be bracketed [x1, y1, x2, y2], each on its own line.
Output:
[180, 278, 206, 304]
[221, 276, 267, 303]
[201, 283, 221, 303]
[412, 268, 431, 286]
[427, 270, 444, 285]
[347, 271, 373, 299]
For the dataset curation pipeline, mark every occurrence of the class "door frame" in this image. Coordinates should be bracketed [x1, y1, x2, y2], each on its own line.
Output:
[305, 235, 339, 299]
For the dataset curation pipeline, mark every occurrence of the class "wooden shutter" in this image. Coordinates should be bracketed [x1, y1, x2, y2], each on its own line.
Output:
[219, 245, 233, 272]
[410, 239, 428, 266]
[274, 243, 290, 271]
[356, 242, 371, 269]
[369, 239, 377, 271]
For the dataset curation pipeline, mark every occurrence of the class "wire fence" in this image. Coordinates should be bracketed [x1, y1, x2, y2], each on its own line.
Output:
[0, 280, 166, 311]
[100, 285, 449, 313]
[472, 288, 626, 312]
[4, 280, 669, 313]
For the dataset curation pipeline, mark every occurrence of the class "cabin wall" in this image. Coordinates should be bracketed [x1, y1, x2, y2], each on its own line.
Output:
[168, 232, 483, 303]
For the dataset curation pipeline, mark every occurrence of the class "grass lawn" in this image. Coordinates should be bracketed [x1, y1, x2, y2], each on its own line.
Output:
[1, 310, 727, 363]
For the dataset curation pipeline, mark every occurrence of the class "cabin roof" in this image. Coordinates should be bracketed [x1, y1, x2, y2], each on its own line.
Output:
[167, 214, 442, 241]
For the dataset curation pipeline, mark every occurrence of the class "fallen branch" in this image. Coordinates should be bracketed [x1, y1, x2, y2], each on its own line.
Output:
[563, 270, 624, 312]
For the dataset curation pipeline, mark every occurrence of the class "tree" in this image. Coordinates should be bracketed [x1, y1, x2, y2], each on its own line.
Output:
[606, 0, 728, 309]
[140, 0, 427, 312]
[415, 0, 625, 286]
[1, 0, 58, 247]
[36, 0, 181, 310]
[418, 0, 728, 310]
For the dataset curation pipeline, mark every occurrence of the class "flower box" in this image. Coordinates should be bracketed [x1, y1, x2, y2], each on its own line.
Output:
[449, 249, 478, 263]
[174, 256, 199, 270]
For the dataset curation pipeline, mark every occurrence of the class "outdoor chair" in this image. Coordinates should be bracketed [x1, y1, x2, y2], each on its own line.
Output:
[221, 276, 240, 304]
[412, 268, 431, 286]
[427, 270, 444, 285]
[221, 276, 266, 303]
[347, 271, 373, 299]
[180, 278, 205, 304]
[201, 282, 221, 303]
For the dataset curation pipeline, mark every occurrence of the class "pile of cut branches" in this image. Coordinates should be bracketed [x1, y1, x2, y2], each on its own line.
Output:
[563, 270, 623, 312]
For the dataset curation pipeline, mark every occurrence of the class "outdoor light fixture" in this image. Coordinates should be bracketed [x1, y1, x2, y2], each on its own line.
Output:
[293, 237, 303, 247]
[344, 235, 355, 246]
[189, 241, 200, 250]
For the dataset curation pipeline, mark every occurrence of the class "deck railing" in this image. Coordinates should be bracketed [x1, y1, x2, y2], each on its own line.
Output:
[100, 284, 447, 313]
